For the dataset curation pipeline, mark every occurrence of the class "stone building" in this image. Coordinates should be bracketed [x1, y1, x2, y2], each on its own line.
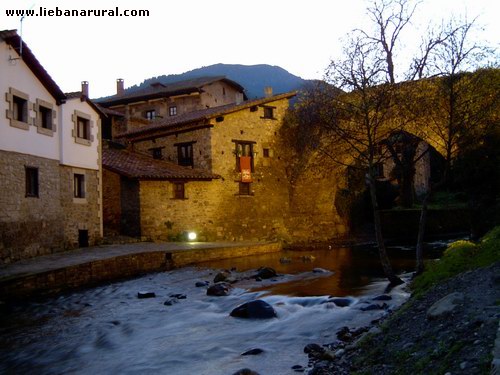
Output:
[0, 30, 103, 264]
[98, 77, 247, 140]
[101, 91, 296, 242]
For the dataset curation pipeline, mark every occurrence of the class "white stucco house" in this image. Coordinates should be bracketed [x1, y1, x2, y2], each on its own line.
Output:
[0, 29, 103, 264]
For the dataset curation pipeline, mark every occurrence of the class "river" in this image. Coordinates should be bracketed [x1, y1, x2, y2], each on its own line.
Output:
[0, 243, 446, 375]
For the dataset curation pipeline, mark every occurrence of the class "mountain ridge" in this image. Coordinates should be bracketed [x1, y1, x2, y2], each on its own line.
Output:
[125, 63, 308, 99]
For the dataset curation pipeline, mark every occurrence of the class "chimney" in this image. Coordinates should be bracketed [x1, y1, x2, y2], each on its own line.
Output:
[81, 81, 89, 97]
[264, 86, 273, 97]
[117, 78, 124, 95]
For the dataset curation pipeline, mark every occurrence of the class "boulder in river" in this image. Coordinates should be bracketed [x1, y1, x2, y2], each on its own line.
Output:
[207, 283, 231, 297]
[195, 281, 209, 287]
[373, 294, 392, 301]
[230, 300, 277, 319]
[329, 298, 353, 307]
[232, 369, 260, 375]
[214, 271, 231, 283]
[255, 267, 277, 280]
[137, 291, 156, 299]
[241, 348, 264, 356]
[303, 343, 325, 354]
[163, 298, 178, 306]
[169, 294, 187, 300]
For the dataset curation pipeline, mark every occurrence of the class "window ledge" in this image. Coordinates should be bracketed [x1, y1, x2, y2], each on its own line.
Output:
[73, 197, 88, 204]
[75, 137, 92, 146]
[10, 119, 30, 130]
[37, 127, 55, 137]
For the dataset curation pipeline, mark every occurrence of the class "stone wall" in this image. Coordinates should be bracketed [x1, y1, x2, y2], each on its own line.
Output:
[0, 150, 102, 264]
[134, 99, 293, 242]
[59, 165, 101, 249]
[132, 127, 213, 170]
[285, 162, 348, 243]
[0, 151, 63, 263]
[102, 169, 121, 235]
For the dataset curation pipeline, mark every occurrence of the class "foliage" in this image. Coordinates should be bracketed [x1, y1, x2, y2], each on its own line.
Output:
[411, 226, 500, 295]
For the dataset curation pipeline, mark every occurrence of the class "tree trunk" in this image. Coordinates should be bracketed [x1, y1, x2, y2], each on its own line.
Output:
[366, 174, 404, 285]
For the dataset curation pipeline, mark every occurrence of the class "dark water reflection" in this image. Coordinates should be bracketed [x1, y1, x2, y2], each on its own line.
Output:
[199, 244, 440, 297]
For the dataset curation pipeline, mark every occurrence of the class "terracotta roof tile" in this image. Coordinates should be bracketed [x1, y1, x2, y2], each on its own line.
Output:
[103, 148, 219, 180]
[117, 91, 296, 139]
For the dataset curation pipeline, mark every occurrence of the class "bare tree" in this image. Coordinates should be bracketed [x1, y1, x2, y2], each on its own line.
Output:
[414, 17, 497, 274]
[319, 36, 404, 285]
[359, 0, 420, 83]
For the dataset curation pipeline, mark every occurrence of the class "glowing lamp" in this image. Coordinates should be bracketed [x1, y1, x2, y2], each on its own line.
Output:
[187, 232, 197, 241]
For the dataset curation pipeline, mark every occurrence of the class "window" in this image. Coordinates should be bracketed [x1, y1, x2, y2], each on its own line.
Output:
[169, 106, 177, 116]
[13, 95, 28, 123]
[233, 140, 255, 172]
[262, 106, 275, 119]
[176, 142, 194, 167]
[145, 110, 156, 120]
[25, 167, 39, 198]
[173, 182, 185, 199]
[6, 87, 30, 130]
[239, 182, 251, 196]
[35, 99, 56, 136]
[151, 147, 163, 160]
[72, 110, 93, 146]
[74, 173, 85, 198]
[222, 87, 226, 96]
[39, 106, 52, 129]
[263, 148, 270, 158]
[77, 117, 90, 140]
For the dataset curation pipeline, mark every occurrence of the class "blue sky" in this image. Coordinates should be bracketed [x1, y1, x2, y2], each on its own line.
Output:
[1, 0, 498, 98]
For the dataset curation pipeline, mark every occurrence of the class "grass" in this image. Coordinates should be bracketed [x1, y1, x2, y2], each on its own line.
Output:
[411, 226, 500, 296]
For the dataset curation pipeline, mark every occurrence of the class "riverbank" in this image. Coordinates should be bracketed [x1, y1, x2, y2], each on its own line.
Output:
[0, 241, 281, 300]
[306, 226, 500, 374]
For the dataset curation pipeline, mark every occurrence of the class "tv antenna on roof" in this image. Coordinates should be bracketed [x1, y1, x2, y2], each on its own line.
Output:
[19, 3, 36, 56]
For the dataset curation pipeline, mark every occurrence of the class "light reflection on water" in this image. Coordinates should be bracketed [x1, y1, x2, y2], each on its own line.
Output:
[0, 245, 441, 375]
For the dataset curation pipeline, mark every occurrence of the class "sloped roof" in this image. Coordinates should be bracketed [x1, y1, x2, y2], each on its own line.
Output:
[117, 91, 297, 140]
[97, 76, 247, 107]
[64, 91, 106, 118]
[0, 29, 66, 104]
[103, 147, 220, 180]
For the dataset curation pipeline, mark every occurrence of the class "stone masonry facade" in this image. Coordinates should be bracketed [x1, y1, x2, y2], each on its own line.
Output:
[0, 150, 101, 264]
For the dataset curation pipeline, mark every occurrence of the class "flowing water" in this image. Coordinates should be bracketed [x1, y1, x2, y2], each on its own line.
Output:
[0, 243, 446, 375]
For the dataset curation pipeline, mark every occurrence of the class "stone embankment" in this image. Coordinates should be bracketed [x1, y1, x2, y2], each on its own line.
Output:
[0, 241, 281, 300]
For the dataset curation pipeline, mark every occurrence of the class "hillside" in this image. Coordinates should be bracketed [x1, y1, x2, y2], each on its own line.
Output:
[126, 63, 308, 99]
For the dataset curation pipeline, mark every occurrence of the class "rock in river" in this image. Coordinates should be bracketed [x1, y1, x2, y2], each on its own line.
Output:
[207, 283, 232, 297]
[232, 369, 260, 375]
[255, 267, 277, 280]
[230, 300, 277, 319]
[329, 298, 353, 307]
[241, 348, 264, 356]
[195, 281, 209, 287]
[214, 271, 231, 283]
[137, 291, 156, 299]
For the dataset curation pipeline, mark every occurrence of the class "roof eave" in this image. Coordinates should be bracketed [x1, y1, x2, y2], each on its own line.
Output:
[1, 30, 66, 105]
